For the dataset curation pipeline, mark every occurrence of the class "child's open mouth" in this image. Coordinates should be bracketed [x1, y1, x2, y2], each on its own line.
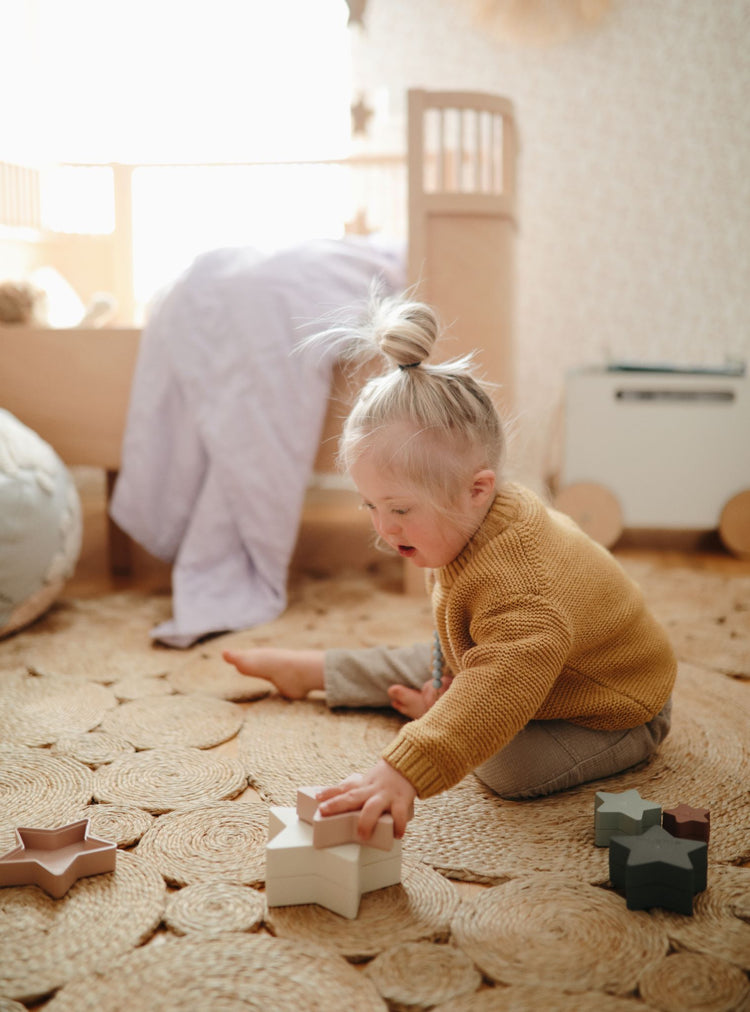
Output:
[398, 545, 416, 557]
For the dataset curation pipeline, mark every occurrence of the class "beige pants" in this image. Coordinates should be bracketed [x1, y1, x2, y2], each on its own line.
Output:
[324, 643, 672, 799]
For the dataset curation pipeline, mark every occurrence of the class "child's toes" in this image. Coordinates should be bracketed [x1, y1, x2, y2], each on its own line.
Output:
[388, 687, 408, 713]
[222, 649, 252, 675]
[388, 685, 428, 719]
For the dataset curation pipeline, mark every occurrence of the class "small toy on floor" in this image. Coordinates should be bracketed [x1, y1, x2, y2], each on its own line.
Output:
[662, 803, 711, 843]
[594, 788, 661, 846]
[609, 824, 708, 916]
[593, 789, 713, 916]
[265, 784, 402, 919]
[0, 819, 117, 898]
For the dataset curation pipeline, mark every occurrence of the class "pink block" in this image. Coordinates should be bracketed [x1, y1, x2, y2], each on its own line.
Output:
[296, 786, 395, 852]
[296, 786, 324, 825]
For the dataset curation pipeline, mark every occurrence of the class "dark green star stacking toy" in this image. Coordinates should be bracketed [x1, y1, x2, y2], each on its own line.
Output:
[609, 824, 708, 915]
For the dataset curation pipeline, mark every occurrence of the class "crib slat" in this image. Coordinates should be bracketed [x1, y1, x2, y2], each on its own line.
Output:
[0, 160, 42, 230]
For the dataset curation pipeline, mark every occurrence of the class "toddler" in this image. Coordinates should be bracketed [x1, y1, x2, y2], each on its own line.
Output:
[224, 296, 676, 842]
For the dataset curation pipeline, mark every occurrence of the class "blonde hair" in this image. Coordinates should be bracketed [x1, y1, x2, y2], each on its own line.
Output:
[333, 293, 506, 510]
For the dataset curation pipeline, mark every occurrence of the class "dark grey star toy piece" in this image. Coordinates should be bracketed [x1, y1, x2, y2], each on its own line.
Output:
[609, 824, 708, 915]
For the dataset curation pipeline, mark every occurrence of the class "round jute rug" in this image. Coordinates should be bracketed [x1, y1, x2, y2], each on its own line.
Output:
[0, 998, 28, 1012]
[26, 643, 170, 682]
[50, 730, 135, 767]
[237, 696, 405, 805]
[164, 880, 265, 936]
[619, 560, 749, 629]
[0, 670, 117, 746]
[363, 940, 482, 1010]
[264, 858, 460, 962]
[0, 746, 93, 852]
[167, 650, 272, 701]
[619, 561, 750, 679]
[668, 619, 750, 679]
[637, 951, 750, 1012]
[0, 850, 165, 1004]
[42, 932, 387, 1011]
[451, 874, 669, 994]
[111, 674, 174, 701]
[135, 801, 268, 886]
[93, 746, 247, 813]
[21, 594, 173, 680]
[432, 985, 657, 1011]
[98, 694, 244, 749]
[651, 864, 750, 970]
[77, 803, 155, 847]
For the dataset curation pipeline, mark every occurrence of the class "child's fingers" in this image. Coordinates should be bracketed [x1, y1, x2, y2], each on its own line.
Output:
[356, 795, 390, 842]
[389, 797, 413, 839]
[356, 793, 412, 841]
[316, 775, 364, 812]
[318, 790, 363, 817]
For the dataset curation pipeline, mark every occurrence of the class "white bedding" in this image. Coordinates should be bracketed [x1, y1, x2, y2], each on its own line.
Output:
[110, 237, 405, 646]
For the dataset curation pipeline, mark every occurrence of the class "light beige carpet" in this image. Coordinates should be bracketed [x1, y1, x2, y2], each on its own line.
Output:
[0, 557, 749, 1009]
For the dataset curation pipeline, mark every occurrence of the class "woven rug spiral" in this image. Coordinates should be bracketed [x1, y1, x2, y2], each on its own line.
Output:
[41, 934, 388, 1011]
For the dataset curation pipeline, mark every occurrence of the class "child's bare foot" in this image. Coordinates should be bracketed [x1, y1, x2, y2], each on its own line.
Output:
[388, 683, 433, 719]
[386, 688, 427, 720]
[388, 675, 454, 719]
[222, 648, 324, 699]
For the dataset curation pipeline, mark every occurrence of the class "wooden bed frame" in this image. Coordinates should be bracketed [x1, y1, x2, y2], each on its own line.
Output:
[0, 90, 517, 590]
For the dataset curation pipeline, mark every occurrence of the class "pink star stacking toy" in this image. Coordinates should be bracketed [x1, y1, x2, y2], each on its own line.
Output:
[0, 819, 117, 899]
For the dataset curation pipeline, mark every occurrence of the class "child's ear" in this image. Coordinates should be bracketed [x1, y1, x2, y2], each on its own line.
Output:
[471, 469, 496, 504]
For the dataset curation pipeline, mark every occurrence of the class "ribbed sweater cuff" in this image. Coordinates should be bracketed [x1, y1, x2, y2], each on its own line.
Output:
[382, 736, 446, 799]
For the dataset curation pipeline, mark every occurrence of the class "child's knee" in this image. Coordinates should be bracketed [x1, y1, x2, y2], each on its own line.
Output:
[473, 717, 669, 800]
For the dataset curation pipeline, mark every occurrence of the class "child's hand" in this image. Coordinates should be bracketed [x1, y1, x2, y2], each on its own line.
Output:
[317, 759, 417, 842]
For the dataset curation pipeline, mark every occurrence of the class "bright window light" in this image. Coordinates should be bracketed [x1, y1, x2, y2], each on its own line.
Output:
[28, 0, 352, 164]
[10, 0, 355, 317]
[40, 166, 115, 233]
[132, 162, 354, 309]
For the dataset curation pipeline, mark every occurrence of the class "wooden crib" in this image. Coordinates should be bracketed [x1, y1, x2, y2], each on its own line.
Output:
[0, 89, 517, 589]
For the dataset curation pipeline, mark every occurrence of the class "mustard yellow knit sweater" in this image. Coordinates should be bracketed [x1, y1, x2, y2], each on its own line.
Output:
[381, 483, 677, 799]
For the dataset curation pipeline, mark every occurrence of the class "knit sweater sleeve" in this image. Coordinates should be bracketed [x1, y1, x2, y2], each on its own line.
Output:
[381, 592, 573, 798]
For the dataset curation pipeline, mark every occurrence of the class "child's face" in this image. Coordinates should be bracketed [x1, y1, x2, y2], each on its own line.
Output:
[350, 450, 490, 569]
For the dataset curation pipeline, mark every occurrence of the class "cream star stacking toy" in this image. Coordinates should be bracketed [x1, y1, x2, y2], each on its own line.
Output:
[265, 786, 402, 919]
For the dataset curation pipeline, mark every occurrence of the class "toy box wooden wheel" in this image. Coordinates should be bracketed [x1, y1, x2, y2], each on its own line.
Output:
[553, 482, 623, 548]
[719, 490, 750, 559]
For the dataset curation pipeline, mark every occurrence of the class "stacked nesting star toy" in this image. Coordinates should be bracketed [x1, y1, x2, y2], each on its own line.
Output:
[265, 786, 402, 919]
[594, 789, 710, 915]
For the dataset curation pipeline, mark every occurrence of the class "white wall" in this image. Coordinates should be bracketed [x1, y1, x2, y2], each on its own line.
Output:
[352, 0, 750, 488]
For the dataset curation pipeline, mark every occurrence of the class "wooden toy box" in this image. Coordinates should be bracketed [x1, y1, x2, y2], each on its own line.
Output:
[554, 366, 750, 555]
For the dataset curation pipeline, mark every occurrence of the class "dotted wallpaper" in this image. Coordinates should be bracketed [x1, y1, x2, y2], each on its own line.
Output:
[352, 0, 750, 490]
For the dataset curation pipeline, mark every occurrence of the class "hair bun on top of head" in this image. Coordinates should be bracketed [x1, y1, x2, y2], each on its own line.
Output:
[336, 292, 507, 483]
[370, 296, 439, 371]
